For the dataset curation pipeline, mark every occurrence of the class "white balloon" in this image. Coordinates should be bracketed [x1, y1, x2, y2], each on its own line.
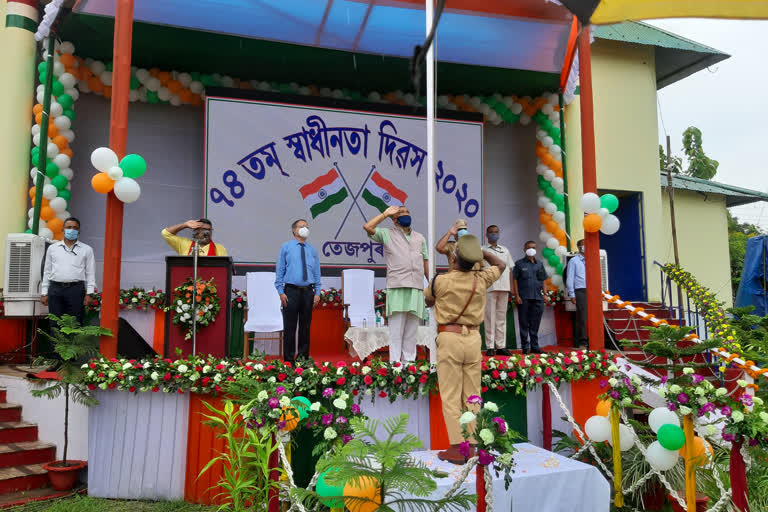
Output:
[170, 95, 182, 106]
[30, 167, 40, 180]
[519, 113, 531, 125]
[91, 147, 119, 173]
[580, 192, 601, 214]
[542, 136, 554, 147]
[555, 245, 568, 257]
[78, 80, 91, 94]
[100, 71, 113, 86]
[29, 218, 44, 230]
[331, 89, 344, 99]
[56, 210, 70, 221]
[128, 90, 140, 102]
[551, 274, 563, 287]
[539, 231, 552, 242]
[510, 102, 523, 115]
[546, 237, 559, 250]
[646, 441, 680, 471]
[38, 227, 54, 240]
[537, 196, 549, 208]
[90, 60, 106, 76]
[65, 183, 70, 191]
[541, 103, 554, 115]
[28, 208, 35, 218]
[52, 61, 64, 77]
[135, 68, 150, 84]
[61, 129, 75, 143]
[157, 87, 171, 101]
[220, 76, 234, 88]
[32, 133, 41, 147]
[648, 407, 680, 433]
[551, 177, 564, 191]
[600, 214, 621, 235]
[53, 153, 71, 169]
[550, 144, 562, 156]
[544, 202, 557, 215]
[107, 166, 124, 180]
[47, 142, 59, 157]
[113, 177, 141, 203]
[49, 197, 67, 212]
[58, 72, 76, 89]
[543, 169, 556, 181]
[552, 211, 566, 225]
[42, 184, 58, 200]
[617, 424, 635, 451]
[178, 72, 192, 87]
[585, 416, 612, 443]
[54, 115, 71, 131]
[145, 77, 161, 92]
[58, 168, 73, 180]
[36, 91, 45, 104]
[598, 207, 610, 219]
[65, 87, 79, 101]
[31, 124, 41, 136]
[189, 81, 203, 94]
[536, 163, 548, 175]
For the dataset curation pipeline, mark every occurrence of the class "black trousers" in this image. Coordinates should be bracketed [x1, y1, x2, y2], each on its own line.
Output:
[574, 288, 588, 347]
[48, 281, 86, 325]
[282, 285, 314, 362]
[517, 299, 544, 349]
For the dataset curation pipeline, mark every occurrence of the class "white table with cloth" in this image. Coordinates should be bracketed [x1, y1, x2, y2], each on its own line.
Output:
[407, 443, 609, 512]
[344, 324, 437, 363]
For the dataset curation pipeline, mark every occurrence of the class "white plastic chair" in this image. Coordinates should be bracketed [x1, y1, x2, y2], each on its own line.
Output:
[341, 269, 375, 328]
[244, 272, 283, 357]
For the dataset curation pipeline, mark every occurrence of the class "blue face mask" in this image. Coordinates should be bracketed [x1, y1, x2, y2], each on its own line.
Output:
[397, 215, 412, 227]
[457, 229, 468, 238]
[487, 233, 500, 243]
[64, 229, 79, 241]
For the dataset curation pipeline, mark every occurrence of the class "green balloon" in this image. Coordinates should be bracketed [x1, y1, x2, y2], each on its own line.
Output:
[291, 396, 311, 421]
[39, 72, 48, 84]
[63, 109, 76, 121]
[119, 154, 147, 179]
[146, 91, 159, 104]
[600, 193, 620, 214]
[547, 254, 560, 267]
[541, 247, 554, 259]
[553, 194, 565, 208]
[316, 470, 344, 508]
[106, 62, 113, 71]
[555, 263, 564, 275]
[31, 147, 40, 160]
[52, 80, 65, 97]
[129, 76, 140, 90]
[57, 94, 73, 109]
[57, 189, 71, 201]
[25, 229, 33, 234]
[38, 62, 48, 74]
[657, 423, 686, 451]
[45, 161, 59, 178]
[544, 186, 556, 199]
[51, 175, 68, 190]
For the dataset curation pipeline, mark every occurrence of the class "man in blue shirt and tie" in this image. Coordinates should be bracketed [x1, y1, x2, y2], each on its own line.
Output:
[566, 239, 588, 348]
[275, 219, 322, 365]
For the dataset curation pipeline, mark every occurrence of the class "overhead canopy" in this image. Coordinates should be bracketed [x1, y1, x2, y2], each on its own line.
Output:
[661, 171, 768, 208]
[558, 0, 768, 25]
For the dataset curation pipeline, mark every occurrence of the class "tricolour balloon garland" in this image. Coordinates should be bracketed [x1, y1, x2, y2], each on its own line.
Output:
[89, 147, 146, 203]
[26, 40, 80, 241]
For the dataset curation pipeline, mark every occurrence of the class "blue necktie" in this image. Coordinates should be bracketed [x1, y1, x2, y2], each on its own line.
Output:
[300, 243, 308, 282]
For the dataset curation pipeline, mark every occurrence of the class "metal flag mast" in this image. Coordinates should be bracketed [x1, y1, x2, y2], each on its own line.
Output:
[191, 239, 199, 356]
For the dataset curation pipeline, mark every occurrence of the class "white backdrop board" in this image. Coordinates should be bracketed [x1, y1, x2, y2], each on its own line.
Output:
[204, 96, 483, 266]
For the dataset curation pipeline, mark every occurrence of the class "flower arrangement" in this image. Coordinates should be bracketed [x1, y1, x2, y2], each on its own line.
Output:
[544, 288, 564, 305]
[599, 365, 644, 407]
[719, 382, 768, 447]
[231, 288, 247, 310]
[317, 288, 342, 309]
[459, 396, 521, 488]
[84, 287, 166, 313]
[657, 368, 720, 418]
[168, 278, 220, 340]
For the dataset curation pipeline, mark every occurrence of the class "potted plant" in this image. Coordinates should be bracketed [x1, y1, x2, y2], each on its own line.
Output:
[32, 314, 112, 491]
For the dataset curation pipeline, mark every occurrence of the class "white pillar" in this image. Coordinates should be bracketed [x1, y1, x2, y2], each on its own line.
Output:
[425, 0, 436, 279]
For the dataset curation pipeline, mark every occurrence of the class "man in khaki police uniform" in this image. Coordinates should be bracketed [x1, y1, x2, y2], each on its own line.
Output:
[425, 233, 506, 464]
[435, 219, 469, 271]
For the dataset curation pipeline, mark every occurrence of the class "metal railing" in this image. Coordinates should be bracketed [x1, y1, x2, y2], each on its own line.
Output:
[653, 261, 710, 341]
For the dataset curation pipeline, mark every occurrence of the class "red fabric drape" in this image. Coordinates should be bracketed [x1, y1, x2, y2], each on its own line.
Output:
[476, 464, 486, 512]
[542, 385, 552, 451]
[268, 435, 280, 512]
[730, 438, 750, 512]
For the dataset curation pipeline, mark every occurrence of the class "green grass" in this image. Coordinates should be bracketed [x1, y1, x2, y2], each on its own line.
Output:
[6, 496, 216, 512]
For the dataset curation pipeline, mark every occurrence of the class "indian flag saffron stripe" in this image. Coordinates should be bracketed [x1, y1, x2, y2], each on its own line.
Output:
[362, 171, 407, 213]
[300, 169, 349, 218]
[6, 0, 38, 31]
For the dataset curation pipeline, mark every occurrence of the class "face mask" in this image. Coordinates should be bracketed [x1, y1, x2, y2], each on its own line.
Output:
[64, 229, 79, 241]
[297, 226, 310, 238]
[457, 229, 468, 238]
[487, 233, 500, 243]
[579, 245, 585, 253]
[525, 248, 536, 257]
[397, 215, 412, 228]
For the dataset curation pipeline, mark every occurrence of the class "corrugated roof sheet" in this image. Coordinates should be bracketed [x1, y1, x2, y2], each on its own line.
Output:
[660, 171, 768, 208]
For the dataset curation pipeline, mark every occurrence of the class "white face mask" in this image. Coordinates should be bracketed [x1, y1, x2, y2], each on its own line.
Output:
[297, 226, 310, 238]
[525, 248, 536, 257]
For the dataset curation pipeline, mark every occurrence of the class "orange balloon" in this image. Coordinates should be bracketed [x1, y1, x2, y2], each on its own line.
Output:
[518, 98, 529, 110]
[343, 476, 381, 512]
[280, 406, 299, 432]
[61, 148, 73, 159]
[539, 212, 552, 225]
[33, 103, 43, 115]
[178, 89, 192, 103]
[53, 230, 64, 241]
[91, 172, 114, 194]
[81, 68, 94, 81]
[29, 187, 36, 199]
[41, 198, 49, 207]
[542, 153, 555, 168]
[551, 160, 563, 173]
[167, 79, 183, 94]
[59, 54, 75, 67]
[535, 145, 547, 158]
[53, 135, 68, 150]
[47, 217, 64, 233]
[596, 399, 612, 417]
[190, 94, 203, 106]
[679, 437, 712, 467]
[238, 81, 252, 90]
[545, 220, 559, 234]
[48, 122, 59, 138]
[584, 214, 602, 233]
[149, 68, 160, 77]
[525, 105, 538, 117]
[534, 97, 548, 109]
[88, 76, 104, 93]
[40, 206, 55, 222]
[553, 228, 566, 240]
[65, 67, 79, 80]
[103, 86, 113, 99]
[157, 71, 171, 84]
[35, 112, 43, 125]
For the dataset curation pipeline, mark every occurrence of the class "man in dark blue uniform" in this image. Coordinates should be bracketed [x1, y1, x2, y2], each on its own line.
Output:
[512, 240, 547, 354]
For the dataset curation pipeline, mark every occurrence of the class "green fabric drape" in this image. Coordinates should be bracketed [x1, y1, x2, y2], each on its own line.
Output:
[228, 306, 245, 358]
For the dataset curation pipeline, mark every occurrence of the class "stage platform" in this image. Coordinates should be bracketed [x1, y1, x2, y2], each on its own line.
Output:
[410, 443, 609, 512]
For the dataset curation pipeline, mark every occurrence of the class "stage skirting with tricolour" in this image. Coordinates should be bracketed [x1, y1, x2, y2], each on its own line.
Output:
[86, 380, 595, 503]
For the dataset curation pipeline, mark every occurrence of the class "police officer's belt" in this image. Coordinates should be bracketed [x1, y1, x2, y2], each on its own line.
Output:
[438, 324, 479, 333]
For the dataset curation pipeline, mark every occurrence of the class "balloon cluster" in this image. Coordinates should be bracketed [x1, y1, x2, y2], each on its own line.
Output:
[532, 95, 567, 287]
[584, 400, 635, 452]
[27, 40, 79, 241]
[646, 407, 712, 471]
[316, 471, 381, 512]
[581, 193, 621, 235]
[34, 0, 64, 42]
[90, 148, 146, 203]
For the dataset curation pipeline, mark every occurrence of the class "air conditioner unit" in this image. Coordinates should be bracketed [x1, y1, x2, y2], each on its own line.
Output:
[564, 249, 609, 312]
[3, 233, 49, 317]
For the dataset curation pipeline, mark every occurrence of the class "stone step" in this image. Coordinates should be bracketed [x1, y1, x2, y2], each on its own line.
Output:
[0, 464, 48, 495]
[0, 423, 38, 445]
[0, 442, 56, 469]
[0, 406, 21, 424]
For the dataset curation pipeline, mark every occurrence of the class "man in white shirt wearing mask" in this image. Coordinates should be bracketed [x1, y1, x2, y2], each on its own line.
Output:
[566, 239, 588, 348]
[481, 225, 515, 357]
[41, 217, 96, 325]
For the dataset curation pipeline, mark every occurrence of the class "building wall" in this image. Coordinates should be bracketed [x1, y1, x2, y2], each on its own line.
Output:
[661, 189, 733, 307]
[565, 39, 665, 301]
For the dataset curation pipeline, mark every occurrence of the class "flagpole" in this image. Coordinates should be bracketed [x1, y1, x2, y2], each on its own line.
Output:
[426, 0, 436, 280]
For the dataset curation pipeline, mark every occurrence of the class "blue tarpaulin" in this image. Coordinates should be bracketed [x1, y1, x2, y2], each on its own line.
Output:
[735, 235, 768, 316]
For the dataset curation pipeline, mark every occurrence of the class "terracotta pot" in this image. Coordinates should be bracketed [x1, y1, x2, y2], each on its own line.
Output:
[43, 460, 87, 491]
[641, 481, 666, 510]
[668, 492, 709, 512]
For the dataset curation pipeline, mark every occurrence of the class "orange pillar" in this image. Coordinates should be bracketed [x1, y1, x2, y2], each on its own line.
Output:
[577, 28, 604, 350]
[100, 0, 134, 356]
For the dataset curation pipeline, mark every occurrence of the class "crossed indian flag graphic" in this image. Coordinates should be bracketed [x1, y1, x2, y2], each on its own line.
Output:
[299, 164, 408, 238]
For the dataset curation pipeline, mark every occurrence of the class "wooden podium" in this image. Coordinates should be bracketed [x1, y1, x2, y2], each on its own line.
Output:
[164, 256, 232, 358]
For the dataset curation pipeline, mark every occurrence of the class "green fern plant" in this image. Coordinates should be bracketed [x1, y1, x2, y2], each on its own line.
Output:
[32, 314, 111, 466]
[293, 413, 476, 511]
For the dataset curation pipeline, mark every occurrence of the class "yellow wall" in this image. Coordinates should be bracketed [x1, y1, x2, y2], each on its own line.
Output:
[660, 189, 733, 307]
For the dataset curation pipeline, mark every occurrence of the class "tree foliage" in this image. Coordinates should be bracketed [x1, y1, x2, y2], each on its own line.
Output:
[659, 126, 719, 180]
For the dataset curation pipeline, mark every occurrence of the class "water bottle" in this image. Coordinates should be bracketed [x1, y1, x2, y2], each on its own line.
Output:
[425, 308, 430, 326]
[362, 317, 368, 329]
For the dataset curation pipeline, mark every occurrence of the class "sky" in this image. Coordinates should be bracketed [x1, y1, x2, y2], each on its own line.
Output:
[647, 19, 768, 229]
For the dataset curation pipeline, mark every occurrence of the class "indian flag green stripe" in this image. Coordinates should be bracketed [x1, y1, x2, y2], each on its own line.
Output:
[362, 189, 388, 213]
[5, 14, 37, 32]
[310, 187, 348, 218]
